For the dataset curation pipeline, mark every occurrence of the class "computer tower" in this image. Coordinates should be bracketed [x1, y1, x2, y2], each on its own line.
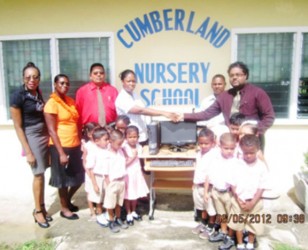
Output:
[147, 121, 160, 155]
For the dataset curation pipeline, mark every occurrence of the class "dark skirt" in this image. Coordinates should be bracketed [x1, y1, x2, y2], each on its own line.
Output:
[49, 145, 85, 188]
[24, 122, 49, 175]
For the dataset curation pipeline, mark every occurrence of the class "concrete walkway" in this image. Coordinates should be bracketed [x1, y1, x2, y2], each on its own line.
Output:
[0, 137, 308, 249]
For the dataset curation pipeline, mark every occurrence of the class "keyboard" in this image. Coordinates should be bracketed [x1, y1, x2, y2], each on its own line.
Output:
[150, 159, 195, 168]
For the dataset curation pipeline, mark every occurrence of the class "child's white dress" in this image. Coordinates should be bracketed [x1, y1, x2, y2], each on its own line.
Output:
[83, 141, 97, 193]
[123, 143, 149, 200]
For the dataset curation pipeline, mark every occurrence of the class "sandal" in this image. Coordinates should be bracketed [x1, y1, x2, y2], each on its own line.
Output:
[33, 209, 49, 228]
[41, 203, 53, 222]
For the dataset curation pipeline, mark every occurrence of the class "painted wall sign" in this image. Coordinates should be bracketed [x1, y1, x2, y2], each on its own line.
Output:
[117, 8, 231, 106]
[117, 8, 230, 49]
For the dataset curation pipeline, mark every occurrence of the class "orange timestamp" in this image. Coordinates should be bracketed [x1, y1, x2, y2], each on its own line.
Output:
[220, 213, 305, 224]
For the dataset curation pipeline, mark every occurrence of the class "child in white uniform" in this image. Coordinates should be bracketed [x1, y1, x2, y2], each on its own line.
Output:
[227, 134, 269, 250]
[123, 125, 149, 225]
[103, 130, 129, 233]
[85, 127, 109, 226]
[191, 128, 217, 239]
[81, 122, 98, 220]
[205, 133, 238, 248]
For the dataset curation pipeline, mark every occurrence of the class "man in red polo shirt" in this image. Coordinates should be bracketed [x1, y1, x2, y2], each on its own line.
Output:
[76, 63, 118, 127]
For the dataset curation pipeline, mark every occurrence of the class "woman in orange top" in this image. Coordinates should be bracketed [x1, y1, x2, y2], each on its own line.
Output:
[44, 74, 84, 220]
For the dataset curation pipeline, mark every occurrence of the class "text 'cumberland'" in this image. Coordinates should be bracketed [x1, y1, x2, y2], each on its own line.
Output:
[117, 8, 230, 48]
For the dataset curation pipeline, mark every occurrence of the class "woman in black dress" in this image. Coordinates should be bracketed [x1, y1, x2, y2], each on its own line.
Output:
[10, 62, 51, 228]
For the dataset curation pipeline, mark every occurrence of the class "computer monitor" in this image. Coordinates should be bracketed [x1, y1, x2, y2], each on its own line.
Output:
[160, 121, 197, 151]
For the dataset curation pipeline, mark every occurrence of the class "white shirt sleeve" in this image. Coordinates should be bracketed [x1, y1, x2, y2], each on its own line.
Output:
[115, 89, 136, 114]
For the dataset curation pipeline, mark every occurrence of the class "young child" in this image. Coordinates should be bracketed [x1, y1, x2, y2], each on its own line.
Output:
[191, 128, 217, 239]
[237, 121, 267, 166]
[204, 133, 238, 247]
[238, 121, 258, 141]
[103, 129, 128, 233]
[123, 125, 149, 225]
[81, 122, 99, 220]
[229, 112, 246, 141]
[227, 134, 269, 250]
[85, 127, 110, 226]
[115, 115, 130, 134]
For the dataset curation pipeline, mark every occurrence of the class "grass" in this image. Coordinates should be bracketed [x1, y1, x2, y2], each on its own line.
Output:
[273, 242, 303, 250]
[0, 239, 55, 250]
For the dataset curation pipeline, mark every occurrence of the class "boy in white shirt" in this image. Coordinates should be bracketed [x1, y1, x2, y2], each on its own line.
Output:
[85, 127, 109, 225]
[191, 128, 217, 239]
[204, 133, 238, 248]
[103, 130, 129, 233]
[225, 134, 268, 250]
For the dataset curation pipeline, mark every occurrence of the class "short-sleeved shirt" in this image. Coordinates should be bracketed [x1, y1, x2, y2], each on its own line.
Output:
[85, 144, 109, 176]
[229, 158, 269, 201]
[208, 153, 238, 190]
[102, 149, 126, 181]
[115, 89, 148, 142]
[75, 82, 118, 126]
[193, 148, 216, 184]
[44, 94, 80, 147]
[10, 85, 45, 128]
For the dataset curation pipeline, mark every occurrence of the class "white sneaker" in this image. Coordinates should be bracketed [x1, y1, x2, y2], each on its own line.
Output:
[131, 211, 142, 221]
[199, 225, 215, 239]
[191, 223, 206, 234]
[96, 213, 108, 227]
[88, 214, 97, 222]
[126, 214, 134, 226]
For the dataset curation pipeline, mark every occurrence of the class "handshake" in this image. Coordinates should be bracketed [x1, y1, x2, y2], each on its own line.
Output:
[164, 112, 183, 122]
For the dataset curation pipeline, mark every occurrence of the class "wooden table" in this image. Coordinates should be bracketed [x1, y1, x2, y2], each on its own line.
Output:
[141, 145, 197, 220]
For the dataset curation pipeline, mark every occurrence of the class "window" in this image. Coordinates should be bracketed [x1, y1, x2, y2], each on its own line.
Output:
[232, 27, 308, 122]
[299, 33, 308, 118]
[0, 33, 114, 122]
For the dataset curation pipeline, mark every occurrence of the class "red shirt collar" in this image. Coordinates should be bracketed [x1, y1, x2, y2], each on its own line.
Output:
[89, 81, 108, 90]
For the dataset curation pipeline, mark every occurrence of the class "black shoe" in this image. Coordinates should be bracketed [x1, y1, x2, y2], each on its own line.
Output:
[127, 219, 134, 226]
[68, 204, 79, 212]
[33, 210, 50, 228]
[45, 214, 53, 222]
[60, 211, 79, 220]
[41, 204, 53, 222]
[218, 236, 235, 250]
[108, 221, 120, 233]
[115, 217, 128, 229]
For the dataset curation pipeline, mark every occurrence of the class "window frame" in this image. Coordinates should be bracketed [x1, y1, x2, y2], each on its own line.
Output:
[0, 32, 115, 124]
[231, 26, 308, 125]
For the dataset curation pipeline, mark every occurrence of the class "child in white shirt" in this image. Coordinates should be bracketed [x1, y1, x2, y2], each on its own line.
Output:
[204, 133, 238, 246]
[227, 134, 269, 250]
[103, 130, 129, 233]
[85, 127, 109, 224]
[81, 122, 98, 220]
[191, 128, 217, 239]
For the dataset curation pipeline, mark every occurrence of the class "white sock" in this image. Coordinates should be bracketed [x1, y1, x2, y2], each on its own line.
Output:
[246, 242, 254, 249]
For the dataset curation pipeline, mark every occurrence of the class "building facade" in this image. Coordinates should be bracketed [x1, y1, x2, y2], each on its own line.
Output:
[1, 0, 308, 191]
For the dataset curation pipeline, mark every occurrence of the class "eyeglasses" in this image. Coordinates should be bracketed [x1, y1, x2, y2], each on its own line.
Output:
[92, 71, 105, 75]
[24, 75, 40, 81]
[229, 73, 246, 78]
[58, 81, 70, 86]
